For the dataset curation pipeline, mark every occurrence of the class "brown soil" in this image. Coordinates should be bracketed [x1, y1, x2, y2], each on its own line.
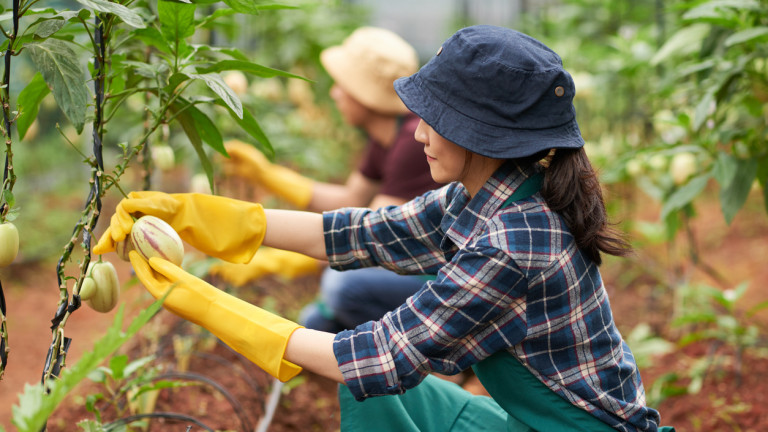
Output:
[1, 190, 768, 431]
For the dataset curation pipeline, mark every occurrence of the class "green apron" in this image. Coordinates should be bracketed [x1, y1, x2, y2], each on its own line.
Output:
[338, 173, 675, 431]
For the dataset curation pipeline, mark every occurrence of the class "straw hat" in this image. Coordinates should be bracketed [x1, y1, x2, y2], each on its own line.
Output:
[321, 27, 419, 115]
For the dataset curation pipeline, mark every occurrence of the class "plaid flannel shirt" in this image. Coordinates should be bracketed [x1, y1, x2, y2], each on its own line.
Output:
[325, 162, 661, 432]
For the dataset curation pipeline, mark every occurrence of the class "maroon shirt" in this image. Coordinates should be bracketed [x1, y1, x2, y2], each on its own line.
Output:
[358, 113, 440, 200]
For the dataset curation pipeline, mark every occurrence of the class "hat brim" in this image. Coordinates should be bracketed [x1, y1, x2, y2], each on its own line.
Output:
[394, 74, 585, 159]
[321, 46, 410, 115]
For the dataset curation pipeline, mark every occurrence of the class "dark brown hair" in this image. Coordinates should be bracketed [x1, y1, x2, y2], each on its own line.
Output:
[523, 148, 632, 265]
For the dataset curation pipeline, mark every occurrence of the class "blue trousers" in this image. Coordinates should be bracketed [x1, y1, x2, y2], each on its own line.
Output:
[299, 267, 427, 332]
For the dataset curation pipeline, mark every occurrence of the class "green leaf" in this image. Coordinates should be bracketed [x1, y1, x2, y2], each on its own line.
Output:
[28, 39, 89, 133]
[16, 73, 50, 140]
[213, 99, 273, 156]
[123, 355, 156, 378]
[651, 23, 710, 66]
[3, 190, 15, 208]
[725, 26, 768, 47]
[720, 158, 757, 224]
[172, 101, 215, 189]
[30, 11, 80, 39]
[713, 152, 738, 189]
[122, 60, 169, 80]
[11, 300, 163, 432]
[196, 59, 310, 81]
[197, 8, 238, 28]
[108, 354, 129, 380]
[219, 0, 299, 15]
[693, 91, 714, 131]
[661, 174, 711, 219]
[187, 103, 225, 155]
[74, 0, 146, 28]
[188, 73, 243, 118]
[132, 27, 172, 55]
[158, 0, 196, 42]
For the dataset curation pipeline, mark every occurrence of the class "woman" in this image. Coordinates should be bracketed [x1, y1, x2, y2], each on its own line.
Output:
[95, 25, 672, 431]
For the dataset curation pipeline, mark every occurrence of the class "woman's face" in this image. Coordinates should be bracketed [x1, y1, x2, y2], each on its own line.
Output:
[414, 119, 505, 195]
[414, 119, 468, 184]
[329, 84, 369, 127]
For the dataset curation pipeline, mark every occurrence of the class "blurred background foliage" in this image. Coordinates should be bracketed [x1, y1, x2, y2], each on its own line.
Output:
[2, 0, 767, 426]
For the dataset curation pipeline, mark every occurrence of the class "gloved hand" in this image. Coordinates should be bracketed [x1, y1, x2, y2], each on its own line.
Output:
[130, 251, 303, 382]
[210, 247, 323, 287]
[94, 191, 266, 263]
[223, 140, 314, 209]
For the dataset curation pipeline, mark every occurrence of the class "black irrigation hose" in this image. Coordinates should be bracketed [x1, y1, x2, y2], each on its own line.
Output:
[155, 371, 254, 432]
[151, 319, 263, 394]
[103, 412, 215, 431]
[0, 280, 7, 370]
[192, 351, 263, 394]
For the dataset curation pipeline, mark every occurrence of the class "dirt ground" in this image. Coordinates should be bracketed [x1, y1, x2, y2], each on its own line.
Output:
[1, 189, 768, 431]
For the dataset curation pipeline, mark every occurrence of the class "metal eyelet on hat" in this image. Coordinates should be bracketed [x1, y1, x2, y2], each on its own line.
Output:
[436, 46, 443, 56]
[554, 86, 565, 97]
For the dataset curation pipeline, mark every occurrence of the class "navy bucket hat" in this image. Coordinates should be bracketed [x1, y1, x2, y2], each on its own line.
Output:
[394, 25, 585, 159]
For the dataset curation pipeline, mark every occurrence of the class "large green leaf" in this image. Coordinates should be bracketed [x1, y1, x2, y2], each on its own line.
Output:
[16, 73, 50, 140]
[220, 0, 298, 15]
[661, 174, 712, 219]
[11, 301, 163, 432]
[720, 158, 757, 224]
[213, 99, 273, 156]
[725, 27, 768, 47]
[29, 11, 79, 39]
[713, 152, 738, 189]
[651, 23, 710, 66]
[196, 7, 237, 28]
[197, 59, 309, 81]
[28, 39, 89, 133]
[187, 103, 225, 155]
[188, 73, 243, 118]
[693, 91, 714, 131]
[171, 100, 215, 189]
[75, 0, 146, 28]
[158, 0, 196, 42]
[132, 26, 172, 56]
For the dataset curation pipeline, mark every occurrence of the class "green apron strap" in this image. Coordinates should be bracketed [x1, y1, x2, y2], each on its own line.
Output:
[502, 172, 544, 207]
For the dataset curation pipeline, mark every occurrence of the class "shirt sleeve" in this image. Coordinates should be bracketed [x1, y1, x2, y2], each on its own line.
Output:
[332, 243, 530, 401]
[323, 185, 454, 276]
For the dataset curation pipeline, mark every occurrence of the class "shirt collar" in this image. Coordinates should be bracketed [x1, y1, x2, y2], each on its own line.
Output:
[441, 161, 540, 249]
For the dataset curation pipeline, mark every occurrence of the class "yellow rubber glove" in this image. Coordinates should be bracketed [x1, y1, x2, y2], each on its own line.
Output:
[130, 251, 303, 382]
[94, 191, 266, 264]
[223, 140, 314, 209]
[210, 247, 323, 287]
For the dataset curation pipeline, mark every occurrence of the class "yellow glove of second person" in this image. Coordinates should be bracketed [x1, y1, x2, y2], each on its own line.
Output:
[94, 191, 266, 264]
[130, 251, 303, 382]
[223, 140, 314, 209]
[210, 247, 324, 287]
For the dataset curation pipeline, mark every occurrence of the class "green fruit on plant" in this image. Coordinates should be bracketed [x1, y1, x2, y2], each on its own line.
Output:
[151, 145, 175, 171]
[190, 173, 212, 194]
[84, 260, 120, 313]
[78, 276, 97, 301]
[0, 221, 19, 267]
[131, 215, 184, 266]
[670, 152, 697, 185]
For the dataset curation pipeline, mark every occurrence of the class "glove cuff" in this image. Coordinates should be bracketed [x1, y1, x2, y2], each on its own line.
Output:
[260, 165, 314, 209]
